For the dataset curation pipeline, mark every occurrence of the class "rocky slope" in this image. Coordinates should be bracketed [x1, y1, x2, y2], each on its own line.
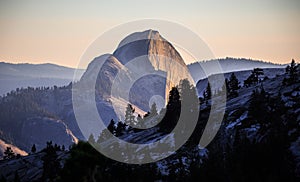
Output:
[0, 87, 79, 153]
[196, 68, 285, 96]
[0, 139, 27, 159]
[0, 69, 299, 181]
[0, 151, 69, 182]
[188, 57, 285, 83]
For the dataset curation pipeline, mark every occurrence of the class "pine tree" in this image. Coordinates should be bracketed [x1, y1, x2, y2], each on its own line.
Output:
[4, 147, 15, 160]
[228, 73, 240, 97]
[167, 87, 180, 110]
[160, 87, 181, 132]
[31, 144, 36, 153]
[244, 68, 264, 87]
[54, 143, 60, 151]
[125, 104, 136, 125]
[289, 59, 297, 81]
[150, 102, 158, 116]
[115, 122, 125, 137]
[88, 133, 96, 144]
[248, 87, 269, 127]
[42, 142, 60, 181]
[253, 68, 264, 80]
[107, 119, 116, 135]
[283, 59, 299, 85]
[97, 129, 112, 144]
[179, 79, 198, 111]
[177, 79, 199, 145]
[203, 82, 211, 104]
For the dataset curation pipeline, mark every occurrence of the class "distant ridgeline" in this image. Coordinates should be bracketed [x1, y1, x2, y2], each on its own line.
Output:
[0, 62, 84, 95]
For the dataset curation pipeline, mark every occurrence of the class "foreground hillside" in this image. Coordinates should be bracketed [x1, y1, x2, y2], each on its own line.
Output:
[0, 67, 286, 155]
[0, 64, 299, 181]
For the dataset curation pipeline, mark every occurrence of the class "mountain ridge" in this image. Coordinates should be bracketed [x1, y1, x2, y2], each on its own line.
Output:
[188, 57, 286, 83]
[0, 62, 85, 95]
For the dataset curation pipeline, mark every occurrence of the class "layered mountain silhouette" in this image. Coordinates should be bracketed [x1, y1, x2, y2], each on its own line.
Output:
[0, 62, 84, 95]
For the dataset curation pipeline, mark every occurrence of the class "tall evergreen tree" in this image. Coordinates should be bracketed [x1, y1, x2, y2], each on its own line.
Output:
[3, 147, 15, 160]
[228, 73, 240, 97]
[224, 78, 229, 92]
[42, 142, 60, 181]
[167, 87, 180, 110]
[203, 82, 211, 104]
[177, 79, 199, 145]
[88, 133, 96, 144]
[159, 87, 181, 132]
[125, 104, 136, 125]
[244, 68, 264, 87]
[283, 59, 299, 85]
[31, 144, 36, 153]
[115, 122, 125, 137]
[149, 102, 158, 116]
[289, 59, 297, 81]
[253, 68, 264, 81]
[107, 119, 116, 135]
[247, 87, 269, 127]
[178, 79, 198, 112]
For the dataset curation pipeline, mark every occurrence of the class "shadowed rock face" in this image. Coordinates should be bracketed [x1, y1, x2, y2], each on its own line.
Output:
[18, 117, 77, 151]
[81, 55, 127, 98]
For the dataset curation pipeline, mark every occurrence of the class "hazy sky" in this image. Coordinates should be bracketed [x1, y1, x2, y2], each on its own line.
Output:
[0, 0, 299, 68]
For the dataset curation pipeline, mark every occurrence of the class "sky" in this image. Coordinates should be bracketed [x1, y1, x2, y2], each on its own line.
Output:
[0, 0, 299, 68]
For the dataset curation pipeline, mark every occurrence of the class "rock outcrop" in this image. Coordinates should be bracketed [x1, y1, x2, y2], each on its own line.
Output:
[81, 30, 192, 113]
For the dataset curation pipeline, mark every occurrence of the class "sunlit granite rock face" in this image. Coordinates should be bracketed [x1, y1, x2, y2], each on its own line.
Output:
[81, 30, 191, 113]
[114, 30, 191, 103]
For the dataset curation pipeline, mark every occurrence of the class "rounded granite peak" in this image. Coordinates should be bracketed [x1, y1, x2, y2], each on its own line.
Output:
[116, 29, 165, 50]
